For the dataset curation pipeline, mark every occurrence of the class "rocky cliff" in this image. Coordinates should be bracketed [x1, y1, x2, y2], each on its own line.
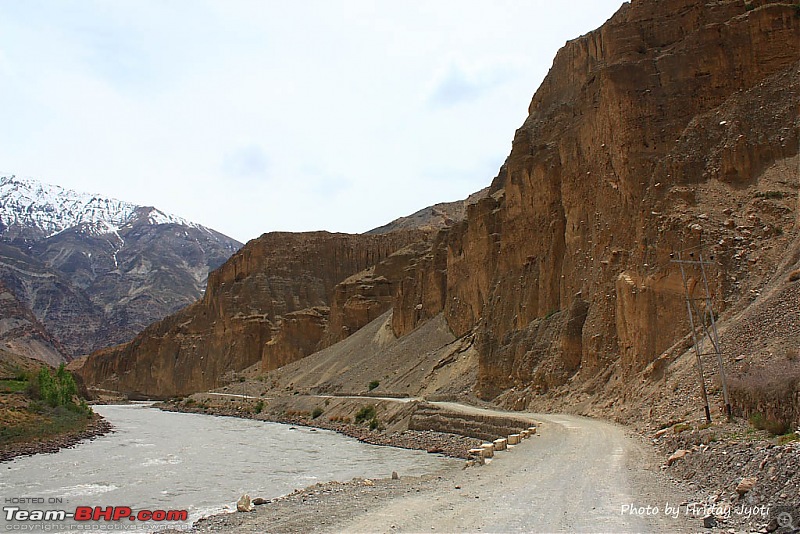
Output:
[77, 0, 799, 411]
[394, 0, 800, 401]
[74, 231, 426, 397]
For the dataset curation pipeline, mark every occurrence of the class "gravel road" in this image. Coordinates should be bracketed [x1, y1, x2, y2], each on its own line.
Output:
[339, 411, 692, 533]
[185, 406, 696, 533]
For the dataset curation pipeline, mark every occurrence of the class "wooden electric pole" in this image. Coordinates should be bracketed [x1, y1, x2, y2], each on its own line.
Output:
[672, 246, 732, 422]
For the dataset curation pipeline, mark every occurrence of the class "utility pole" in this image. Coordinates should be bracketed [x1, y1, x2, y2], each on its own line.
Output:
[674, 250, 712, 423]
[671, 246, 732, 422]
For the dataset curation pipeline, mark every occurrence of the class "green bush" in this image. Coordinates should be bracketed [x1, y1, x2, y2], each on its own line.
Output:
[254, 400, 265, 414]
[368, 380, 379, 391]
[31, 364, 78, 408]
[355, 405, 377, 424]
[369, 417, 380, 431]
[311, 407, 323, 419]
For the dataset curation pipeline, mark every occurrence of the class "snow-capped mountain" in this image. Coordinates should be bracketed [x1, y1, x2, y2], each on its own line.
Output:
[0, 175, 204, 241]
[0, 174, 243, 363]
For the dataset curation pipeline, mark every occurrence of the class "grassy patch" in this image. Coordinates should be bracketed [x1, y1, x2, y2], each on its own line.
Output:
[0, 404, 92, 447]
[0, 379, 28, 394]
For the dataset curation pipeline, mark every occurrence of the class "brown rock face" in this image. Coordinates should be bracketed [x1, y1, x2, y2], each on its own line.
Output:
[392, 0, 800, 399]
[75, 231, 423, 397]
[263, 307, 329, 371]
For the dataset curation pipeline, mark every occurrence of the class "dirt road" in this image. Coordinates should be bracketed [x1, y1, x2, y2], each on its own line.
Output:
[187, 404, 696, 533]
[338, 409, 691, 533]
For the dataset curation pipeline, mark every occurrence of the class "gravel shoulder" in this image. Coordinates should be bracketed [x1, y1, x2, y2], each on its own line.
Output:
[181, 409, 695, 533]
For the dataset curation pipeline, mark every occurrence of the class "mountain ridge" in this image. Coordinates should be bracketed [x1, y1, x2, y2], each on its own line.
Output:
[0, 175, 242, 362]
[0, 175, 209, 242]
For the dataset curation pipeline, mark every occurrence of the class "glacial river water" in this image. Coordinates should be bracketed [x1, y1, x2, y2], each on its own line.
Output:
[0, 403, 458, 532]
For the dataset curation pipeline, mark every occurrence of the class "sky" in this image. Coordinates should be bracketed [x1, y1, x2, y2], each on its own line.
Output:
[0, 1, 625, 243]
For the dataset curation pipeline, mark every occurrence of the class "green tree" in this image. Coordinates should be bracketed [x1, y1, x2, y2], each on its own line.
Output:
[35, 364, 79, 408]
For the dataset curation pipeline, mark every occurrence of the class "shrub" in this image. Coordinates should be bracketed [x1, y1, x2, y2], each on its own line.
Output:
[369, 417, 380, 431]
[311, 407, 323, 419]
[732, 360, 800, 436]
[13, 366, 28, 382]
[355, 405, 377, 424]
[368, 380, 379, 391]
[765, 419, 790, 436]
[254, 400, 264, 414]
[749, 412, 766, 431]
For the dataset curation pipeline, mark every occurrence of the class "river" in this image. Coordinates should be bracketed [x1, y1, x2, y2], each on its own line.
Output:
[0, 403, 459, 532]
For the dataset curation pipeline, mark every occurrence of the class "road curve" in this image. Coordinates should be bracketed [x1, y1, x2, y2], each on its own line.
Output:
[336, 407, 693, 533]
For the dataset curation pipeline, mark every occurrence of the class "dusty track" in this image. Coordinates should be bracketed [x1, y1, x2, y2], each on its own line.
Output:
[187, 404, 695, 533]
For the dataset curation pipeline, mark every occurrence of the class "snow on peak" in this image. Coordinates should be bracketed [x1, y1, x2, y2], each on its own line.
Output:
[0, 175, 203, 239]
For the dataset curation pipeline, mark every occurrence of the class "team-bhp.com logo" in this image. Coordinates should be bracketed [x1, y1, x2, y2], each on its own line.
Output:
[4, 505, 188, 523]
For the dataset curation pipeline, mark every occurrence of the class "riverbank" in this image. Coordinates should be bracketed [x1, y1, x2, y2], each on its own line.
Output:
[0, 412, 112, 462]
[157, 398, 483, 459]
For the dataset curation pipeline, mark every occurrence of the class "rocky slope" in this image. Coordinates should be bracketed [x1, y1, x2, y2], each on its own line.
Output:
[78, 0, 799, 427]
[367, 188, 489, 235]
[73, 231, 427, 397]
[0, 281, 65, 367]
[0, 176, 242, 360]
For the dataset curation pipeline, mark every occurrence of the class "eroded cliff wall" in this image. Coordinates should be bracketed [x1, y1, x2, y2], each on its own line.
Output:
[391, 0, 800, 400]
[74, 231, 423, 397]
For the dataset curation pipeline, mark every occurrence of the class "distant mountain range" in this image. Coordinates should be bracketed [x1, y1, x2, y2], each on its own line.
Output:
[0, 175, 242, 363]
